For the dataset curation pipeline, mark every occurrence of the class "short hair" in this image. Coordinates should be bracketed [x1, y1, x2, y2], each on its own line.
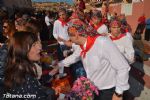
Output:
[58, 7, 67, 14]
[91, 10, 102, 18]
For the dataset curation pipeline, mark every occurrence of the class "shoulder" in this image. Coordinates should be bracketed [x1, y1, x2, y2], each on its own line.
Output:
[96, 36, 112, 45]
[97, 36, 111, 42]
[0, 44, 7, 53]
[122, 34, 132, 42]
[101, 24, 108, 28]
[54, 20, 61, 24]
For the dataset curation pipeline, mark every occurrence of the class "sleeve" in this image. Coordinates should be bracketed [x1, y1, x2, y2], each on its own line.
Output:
[45, 16, 50, 26]
[124, 37, 135, 64]
[126, 32, 133, 42]
[103, 25, 108, 33]
[60, 45, 81, 67]
[53, 21, 58, 40]
[101, 37, 130, 94]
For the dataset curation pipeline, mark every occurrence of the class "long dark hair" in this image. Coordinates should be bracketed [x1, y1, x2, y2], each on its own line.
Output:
[4, 31, 38, 89]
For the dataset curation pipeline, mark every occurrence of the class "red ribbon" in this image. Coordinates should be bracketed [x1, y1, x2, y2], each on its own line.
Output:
[110, 33, 126, 41]
[89, 20, 104, 31]
[80, 35, 101, 58]
[58, 18, 70, 27]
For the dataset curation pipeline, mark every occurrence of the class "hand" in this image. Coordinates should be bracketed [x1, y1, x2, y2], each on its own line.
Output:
[64, 40, 72, 47]
[63, 50, 69, 57]
[49, 68, 58, 76]
[112, 93, 122, 100]
[57, 37, 66, 42]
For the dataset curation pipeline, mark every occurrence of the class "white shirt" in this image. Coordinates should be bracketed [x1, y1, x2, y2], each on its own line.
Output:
[45, 16, 51, 26]
[60, 36, 130, 94]
[53, 20, 70, 45]
[109, 34, 135, 64]
[126, 32, 133, 42]
[97, 24, 108, 34]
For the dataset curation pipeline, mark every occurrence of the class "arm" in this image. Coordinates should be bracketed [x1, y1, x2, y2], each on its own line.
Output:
[53, 21, 58, 40]
[59, 45, 81, 67]
[124, 38, 135, 64]
[45, 16, 50, 26]
[102, 37, 130, 95]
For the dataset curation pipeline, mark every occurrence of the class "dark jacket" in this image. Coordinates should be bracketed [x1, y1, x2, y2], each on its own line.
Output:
[0, 44, 8, 86]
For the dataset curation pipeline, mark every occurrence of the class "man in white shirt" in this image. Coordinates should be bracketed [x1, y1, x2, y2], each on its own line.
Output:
[59, 19, 130, 100]
[53, 8, 70, 61]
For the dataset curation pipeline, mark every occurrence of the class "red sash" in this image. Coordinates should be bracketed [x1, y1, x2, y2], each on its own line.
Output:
[80, 35, 101, 58]
[89, 21, 104, 31]
[110, 33, 126, 41]
[58, 18, 70, 27]
[94, 22, 104, 31]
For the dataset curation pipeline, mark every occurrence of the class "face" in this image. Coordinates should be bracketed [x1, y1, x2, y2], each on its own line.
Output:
[28, 40, 42, 61]
[59, 11, 67, 21]
[3, 22, 9, 33]
[110, 25, 121, 37]
[15, 19, 26, 31]
[15, 21, 23, 31]
[68, 27, 79, 44]
[91, 16, 100, 25]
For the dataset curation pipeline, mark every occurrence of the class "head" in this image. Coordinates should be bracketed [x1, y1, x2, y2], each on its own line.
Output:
[91, 10, 102, 24]
[71, 8, 85, 21]
[5, 31, 41, 88]
[3, 20, 16, 38]
[45, 10, 50, 16]
[68, 19, 93, 44]
[8, 31, 42, 62]
[15, 18, 27, 31]
[110, 20, 121, 37]
[25, 18, 40, 33]
[58, 8, 67, 21]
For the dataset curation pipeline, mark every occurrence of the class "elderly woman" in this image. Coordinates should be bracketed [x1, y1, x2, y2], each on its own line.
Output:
[3, 31, 55, 100]
[109, 20, 135, 64]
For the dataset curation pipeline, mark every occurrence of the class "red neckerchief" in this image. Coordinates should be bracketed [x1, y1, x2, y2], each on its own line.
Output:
[125, 28, 129, 33]
[94, 21, 104, 31]
[110, 33, 126, 41]
[58, 18, 70, 27]
[80, 35, 101, 58]
[89, 20, 94, 26]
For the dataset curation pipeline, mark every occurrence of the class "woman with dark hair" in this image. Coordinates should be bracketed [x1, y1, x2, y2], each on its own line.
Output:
[0, 19, 16, 44]
[3, 31, 53, 100]
[0, 19, 16, 89]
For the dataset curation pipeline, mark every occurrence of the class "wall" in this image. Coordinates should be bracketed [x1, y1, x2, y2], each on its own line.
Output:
[107, 0, 150, 34]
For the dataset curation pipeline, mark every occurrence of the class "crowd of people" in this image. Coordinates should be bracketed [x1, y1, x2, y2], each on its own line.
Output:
[0, 0, 149, 99]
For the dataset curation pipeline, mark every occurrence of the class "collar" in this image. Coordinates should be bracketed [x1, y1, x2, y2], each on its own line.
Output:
[94, 21, 104, 30]
[80, 35, 101, 58]
[58, 18, 70, 27]
[110, 33, 126, 41]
